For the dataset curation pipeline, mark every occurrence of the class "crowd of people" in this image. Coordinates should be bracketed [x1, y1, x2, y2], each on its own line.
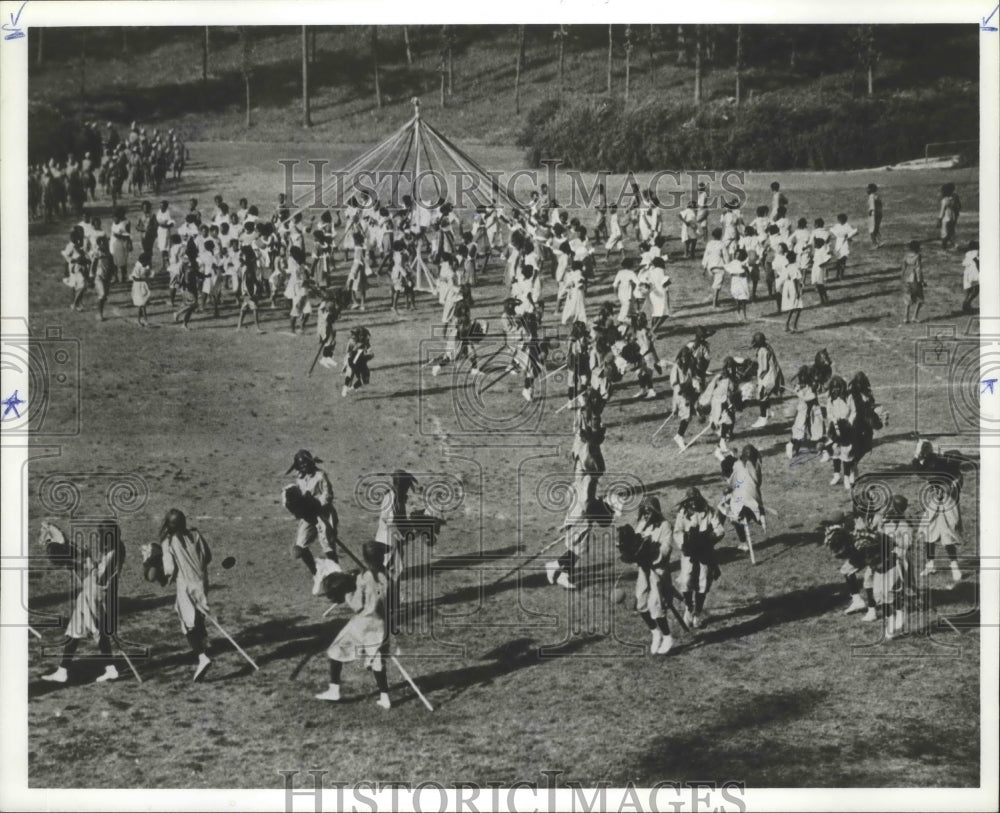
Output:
[38, 161, 978, 703]
[31, 120, 187, 222]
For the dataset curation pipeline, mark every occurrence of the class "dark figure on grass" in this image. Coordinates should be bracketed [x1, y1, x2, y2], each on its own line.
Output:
[40, 520, 125, 685]
[901, 241, 925, 324]
[342, 325, 374, 397]
[938, 183, 962, 249]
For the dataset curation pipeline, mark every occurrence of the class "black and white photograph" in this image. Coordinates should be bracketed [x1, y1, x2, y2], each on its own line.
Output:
[1, 2, 997, 811]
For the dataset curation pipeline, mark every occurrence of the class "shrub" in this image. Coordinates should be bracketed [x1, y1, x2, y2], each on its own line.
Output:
[519, 88, 978, 172]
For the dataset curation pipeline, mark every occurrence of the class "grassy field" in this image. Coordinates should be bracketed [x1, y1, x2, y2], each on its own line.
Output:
[24, 139, 981, 789]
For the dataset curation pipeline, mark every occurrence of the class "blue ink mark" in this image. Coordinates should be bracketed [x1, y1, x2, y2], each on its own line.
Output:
[982, 378, 997, 394]
[789, 449, 823, 467]
[982, 4, 999, 30]
[2, 1, 27, 40]
[2, 390, 25, 419]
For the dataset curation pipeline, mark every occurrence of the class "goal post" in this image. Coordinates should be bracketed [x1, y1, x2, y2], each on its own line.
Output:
[924, 139, 978, 164]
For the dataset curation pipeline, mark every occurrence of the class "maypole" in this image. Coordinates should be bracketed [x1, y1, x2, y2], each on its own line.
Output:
[409, 97, 438, 294]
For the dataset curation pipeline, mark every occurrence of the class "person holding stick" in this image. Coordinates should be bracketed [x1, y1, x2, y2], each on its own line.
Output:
[673, 488, 725, 629]
[316, 541, 393, 709]
[284, 449, 340, 576]
[40, 520, 127, 685]
[157, 509, 215, 682]
[717, 444, 766, 564]
[617, 497, 676, 655]
[544, 478, 616, 591]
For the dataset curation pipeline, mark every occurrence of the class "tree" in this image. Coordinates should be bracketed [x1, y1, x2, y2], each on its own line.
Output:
[734, 25, 743, 105]
[624, 26, 635, 102]
[852, 26, 878, 96]
[371, 26, 383, 109]
[122, 28, 129, 57]
[607, 25, 613, 95]
[554, 25, 568, 94]
[647, 24, 658, 85]
[676, 25, 685, 65]
[202, 27, 209, 85]
[442, 26, 455, 95]
[35, 27, 43, 67]
[693, 25, 702, 105]
[302, 27, 311, 128]
[239, 27, 254, 127]
[403, 26, 413, 66]
[79, 31, 86, 97]
[514, 25, 526, 113]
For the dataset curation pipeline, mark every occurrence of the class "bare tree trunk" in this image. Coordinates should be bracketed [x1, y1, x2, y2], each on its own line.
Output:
[676, 25, 685, 65]
[648, 24, 656, 85]
[36, 27, 43, 66]
[122, 28, 128, 56]
[607, 25, 613, 94]
[372, 26, 382, 109]
[867, 63, 873, 96]
[302, 27, 311, 128]
[310, 27, 316, 64]
[735, 25, 742, 105]
[558, 32, 565, 94]
[439, 70, 446, 107]
[202, 27, 209, 84]
[447, 39, 454, 94]
[240, 27, 252, 127]
[693, 25, 702, 105]
[514, 25, 525, 113]
[624, 27, 632, 103]
[403, 26, 413, 66]
[79, 34, 86, 97]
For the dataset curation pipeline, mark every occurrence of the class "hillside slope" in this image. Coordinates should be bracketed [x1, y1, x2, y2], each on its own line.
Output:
[28, 24, 978, 157]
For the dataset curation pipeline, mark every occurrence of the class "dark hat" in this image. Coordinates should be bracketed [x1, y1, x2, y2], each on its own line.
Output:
[638, 495, 662, 517]
[362, 540, 387, 569]
[679, 487, 705, 508]
[286, 449, 322, 474]
[694, 326, 710, 340]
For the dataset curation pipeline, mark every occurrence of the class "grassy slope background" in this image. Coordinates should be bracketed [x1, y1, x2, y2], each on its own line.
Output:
[24, 138, 981, 788]
[28, 25, 977, 156]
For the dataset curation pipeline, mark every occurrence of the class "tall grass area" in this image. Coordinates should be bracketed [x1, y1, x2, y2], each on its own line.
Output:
[29, 24, 978, 170]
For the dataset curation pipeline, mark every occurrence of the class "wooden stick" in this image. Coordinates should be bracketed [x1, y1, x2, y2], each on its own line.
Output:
[679, 423, 712, 454]
[391, 655, 434, 711]
[650, 409, 678, 447]
[118, 645, 143, 683]
[479, 364, 518, 394]
[206, 613, 259, 671]
[542, 363, 567, 382]
[742, 520, 757, 566]
[493, 533, 565, 584]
